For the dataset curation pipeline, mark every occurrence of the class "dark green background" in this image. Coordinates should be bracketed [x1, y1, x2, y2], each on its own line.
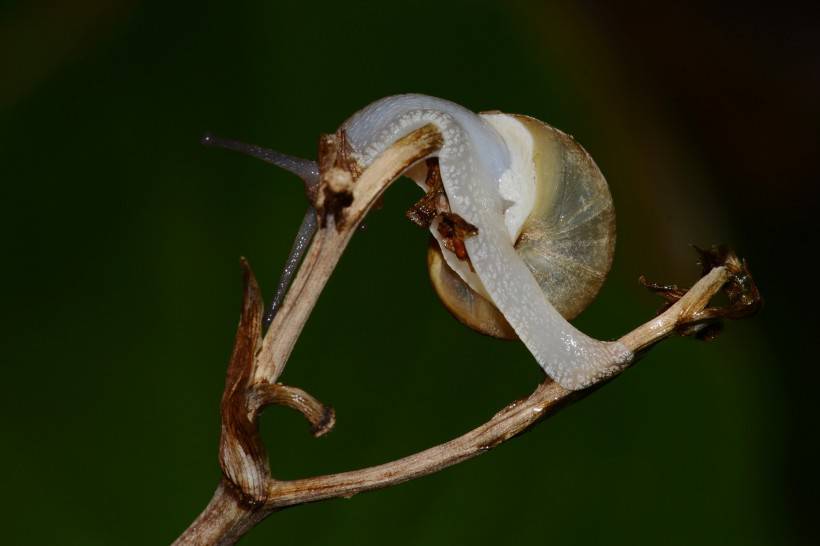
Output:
[2, 1, 816, 544]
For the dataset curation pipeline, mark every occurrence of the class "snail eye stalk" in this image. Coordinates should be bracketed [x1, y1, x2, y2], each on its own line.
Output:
[264, 208, 317, 327]
[201, 132, 320, 187]
[201, 132, 320, 327]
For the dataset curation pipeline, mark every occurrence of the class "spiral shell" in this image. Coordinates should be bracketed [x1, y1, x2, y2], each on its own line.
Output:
[428, 114, 615, 339]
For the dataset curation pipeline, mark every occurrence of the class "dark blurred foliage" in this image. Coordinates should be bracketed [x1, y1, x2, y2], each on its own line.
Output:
[1, 1, 816, 544]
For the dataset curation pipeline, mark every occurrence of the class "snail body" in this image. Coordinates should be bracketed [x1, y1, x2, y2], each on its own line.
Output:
[427, 113, 616, 338]
[341, 95, 632, 390]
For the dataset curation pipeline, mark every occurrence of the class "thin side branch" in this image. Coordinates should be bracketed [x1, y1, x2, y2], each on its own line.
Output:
[248, 383, 335, 438]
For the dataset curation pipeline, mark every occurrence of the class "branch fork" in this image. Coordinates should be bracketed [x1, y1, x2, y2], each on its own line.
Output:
[174, 125, 760, 545]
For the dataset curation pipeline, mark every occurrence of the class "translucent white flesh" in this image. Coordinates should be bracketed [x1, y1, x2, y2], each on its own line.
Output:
[483, 113, 537, 242]
[426, 114, 536, 302]
[341, 94, 633, 389]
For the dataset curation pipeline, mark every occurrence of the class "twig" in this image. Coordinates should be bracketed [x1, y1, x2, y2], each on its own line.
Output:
[247, 383, 335, 438]
[172, 124, 759, 545]
[254, 125, 445, 385]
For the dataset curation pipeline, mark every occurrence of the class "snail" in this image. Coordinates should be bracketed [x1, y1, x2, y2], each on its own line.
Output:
[410, 111, 615, 339]
[203, 94, 634, 390]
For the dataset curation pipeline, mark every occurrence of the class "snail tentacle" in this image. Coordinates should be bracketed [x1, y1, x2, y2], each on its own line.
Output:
[201, 132, 320, 188]
[200, 133, 320, 326]
[264, 207, 318, 327]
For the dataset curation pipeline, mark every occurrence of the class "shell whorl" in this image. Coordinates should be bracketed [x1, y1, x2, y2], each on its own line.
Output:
[510, 115, 615, 321]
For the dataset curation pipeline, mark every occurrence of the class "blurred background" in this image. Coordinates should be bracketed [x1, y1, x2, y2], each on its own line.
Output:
[2, 1, 816, 544]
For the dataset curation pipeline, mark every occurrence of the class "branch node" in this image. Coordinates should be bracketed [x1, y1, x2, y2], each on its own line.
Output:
[406, 158, 449, 228]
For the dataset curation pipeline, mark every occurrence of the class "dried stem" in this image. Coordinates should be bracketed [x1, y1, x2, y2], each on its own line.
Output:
[248, 383, 335, 438]
[253, 124, 445, 385]
[172, 124, 759, 546]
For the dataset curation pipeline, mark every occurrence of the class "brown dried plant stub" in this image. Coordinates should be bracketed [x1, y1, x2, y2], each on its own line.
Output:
[406, 158, 449, 228]
[219, 258, 270, 505]
[435, 212, 479, 263]
[695, 244, 762, 317]
[317, 130, 361, 229]
[640, 245, 762, 339]
[218, 259, 335, 505]
[639, 276, 688, 307]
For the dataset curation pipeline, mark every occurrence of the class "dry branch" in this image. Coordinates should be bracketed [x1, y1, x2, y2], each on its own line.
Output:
[172, 124, 759, 546]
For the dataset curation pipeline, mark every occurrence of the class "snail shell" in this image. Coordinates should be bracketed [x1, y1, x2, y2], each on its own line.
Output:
[340, 94, 631, 390]
[427, 114, 616, 340]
